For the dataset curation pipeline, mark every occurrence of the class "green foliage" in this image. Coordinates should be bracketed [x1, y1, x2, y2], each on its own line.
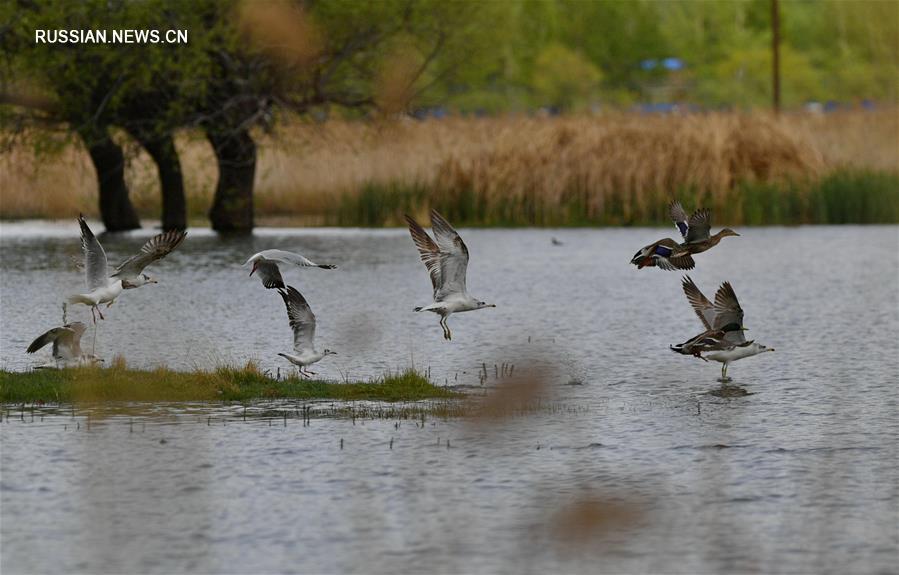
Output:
[532, 44, 602, 111]
[0, 366, 458, 404]
[431, 0, 897, 111]
[2, 0, 895, 131]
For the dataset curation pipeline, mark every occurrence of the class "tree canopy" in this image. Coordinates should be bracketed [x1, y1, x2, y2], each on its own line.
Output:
[0, 0, 895, 230]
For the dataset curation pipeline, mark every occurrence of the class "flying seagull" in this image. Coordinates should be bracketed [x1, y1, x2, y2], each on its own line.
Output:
[405, 210, 495, 340]
[276, 285, 336, 377]
[245, 249, 337, 289]
[631, 201, 739, 271]
[26, 321, 102, 367]
[670, 276, 773, 382]
[67, 215, 186, 322]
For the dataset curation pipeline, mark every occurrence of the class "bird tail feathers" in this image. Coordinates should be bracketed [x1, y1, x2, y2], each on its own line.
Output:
[67, 294, 93, 305]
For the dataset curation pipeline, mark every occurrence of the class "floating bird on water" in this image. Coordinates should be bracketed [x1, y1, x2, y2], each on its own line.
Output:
[631, 201, 739, 271]
[26, 321, 102, 367]
[671, 276, 774, 382]
[245, 249, 337, 289]
[405, 210, 495, 340]
[66, 215, 186, 323]
[275, 285, 336, 377]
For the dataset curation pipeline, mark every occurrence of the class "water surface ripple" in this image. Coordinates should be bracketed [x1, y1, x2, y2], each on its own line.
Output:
[2, 224, 897, 573]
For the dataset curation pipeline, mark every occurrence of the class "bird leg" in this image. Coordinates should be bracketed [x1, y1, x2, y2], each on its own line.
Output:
[305, 370, 317, 376]
[440, 317, 452, 341]
[719, 363, 732, 385]
[106, 300, 115, 309]
[96, 306, 105, 320]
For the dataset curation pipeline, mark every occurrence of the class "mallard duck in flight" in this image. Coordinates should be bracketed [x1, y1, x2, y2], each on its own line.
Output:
[630, 201, 739, 271]
[671, 276, 774, 382]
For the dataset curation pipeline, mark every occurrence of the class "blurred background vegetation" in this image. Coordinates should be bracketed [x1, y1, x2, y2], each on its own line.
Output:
[0, 0, 897, 230]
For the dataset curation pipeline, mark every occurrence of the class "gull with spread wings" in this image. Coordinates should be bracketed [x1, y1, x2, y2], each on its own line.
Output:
[66, 215, 186, 323]
[631, 201, 739, 271]
[405, 210, 495, 341]
[26, 321, 102, 368]
[670, 276, 774, 382]
[245, 249, 337, 289]
[275, 285, 336, 377]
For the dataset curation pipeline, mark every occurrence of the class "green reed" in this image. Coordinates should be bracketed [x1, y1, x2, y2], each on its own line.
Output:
[330, 170, 898, 227]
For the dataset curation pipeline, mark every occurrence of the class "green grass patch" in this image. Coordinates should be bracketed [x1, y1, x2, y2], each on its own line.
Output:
[0, 366, 459, 404]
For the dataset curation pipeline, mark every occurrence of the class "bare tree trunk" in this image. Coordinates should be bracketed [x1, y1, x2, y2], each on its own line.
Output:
[206, 129, 256, 232]
[80, 127, 141, 232]
[130, 129, 187, 231]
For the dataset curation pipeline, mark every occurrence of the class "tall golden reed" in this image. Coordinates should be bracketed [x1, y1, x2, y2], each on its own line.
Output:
[1, 109, 895, 223]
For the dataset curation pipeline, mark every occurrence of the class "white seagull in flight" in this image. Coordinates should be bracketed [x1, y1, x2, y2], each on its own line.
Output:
[405, 210, 495, 340]
[245, 249, 337, 289]
[276, 285, 336, 377]
[67, 215, 186, 322]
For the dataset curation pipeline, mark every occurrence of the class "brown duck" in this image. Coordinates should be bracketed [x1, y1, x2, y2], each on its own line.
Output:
[630, 201, 739, 271]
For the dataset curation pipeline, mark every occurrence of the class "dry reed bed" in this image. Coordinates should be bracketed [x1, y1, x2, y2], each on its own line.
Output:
[1, 110, 896, 224]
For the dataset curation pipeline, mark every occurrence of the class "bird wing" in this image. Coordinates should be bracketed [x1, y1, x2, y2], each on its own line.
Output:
[653, 240, 696, 271]
[656, 254, 695, 271]
[669, 201, 689, 240]
[278, 285, 316, 353]
[78, 215, 108, 290]
[251, 249, 337, 270]
[713, 281, 746, 344]
[685, 209, 712, 243]
[681, 275, 715, 330]
[680, 328, 732, 353]
[255, 260, 285, 289]
[405, 214, 444, 299]
[405, 211, 471, 301]
[112, 230, 187, 280]
[428, 210, 470, 300]
[27, 326, 78, 360]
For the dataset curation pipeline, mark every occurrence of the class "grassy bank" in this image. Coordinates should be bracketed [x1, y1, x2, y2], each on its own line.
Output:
[2, 110, 897, 225]
[0, 366, 458, 404]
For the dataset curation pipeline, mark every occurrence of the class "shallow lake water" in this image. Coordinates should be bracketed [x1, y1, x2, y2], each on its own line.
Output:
[1, 222, 898, 573]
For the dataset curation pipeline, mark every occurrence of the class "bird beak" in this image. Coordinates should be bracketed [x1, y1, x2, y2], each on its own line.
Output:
[768, 348, 775, 352]
[741, 327, 749, 331]
[489, 304, 496, 308]
[151, 279, 158, 284]
[249, 264, 256, 277]
[733, 232, 741, 236]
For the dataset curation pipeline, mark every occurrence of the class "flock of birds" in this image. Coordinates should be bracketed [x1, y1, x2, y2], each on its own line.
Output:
[27, 203, 773, 383]
[631, 201, 773, 382]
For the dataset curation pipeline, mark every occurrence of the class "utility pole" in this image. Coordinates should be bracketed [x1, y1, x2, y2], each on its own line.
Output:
[772, 0, 781, 113]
